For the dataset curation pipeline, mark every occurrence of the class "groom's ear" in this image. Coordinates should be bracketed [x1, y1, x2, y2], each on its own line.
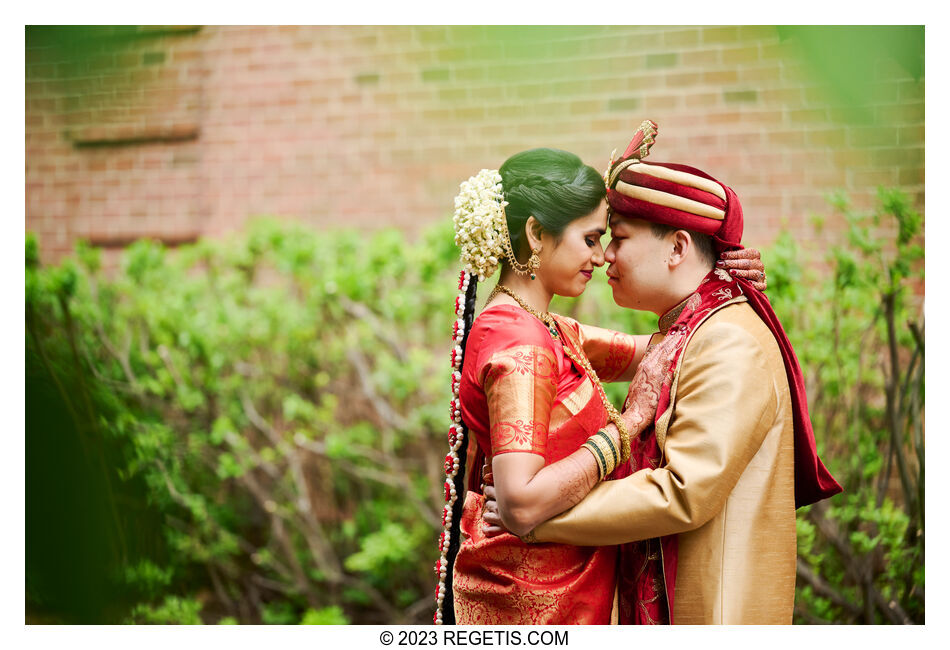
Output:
[668, 230, 692, 269]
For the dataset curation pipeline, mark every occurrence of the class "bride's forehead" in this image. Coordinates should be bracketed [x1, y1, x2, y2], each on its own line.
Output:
[568, 208, 608, 230]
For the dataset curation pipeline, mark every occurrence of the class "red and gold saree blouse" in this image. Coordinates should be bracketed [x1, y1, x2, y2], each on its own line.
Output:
[451, 304, 637, 624]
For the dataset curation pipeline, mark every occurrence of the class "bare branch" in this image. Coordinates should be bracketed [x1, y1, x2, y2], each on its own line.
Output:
[238, 468, 321, 607]
[339, 296, 409, 363]
[346, 344, 407, 451]
[240, 395, 346, 581]
[796, 557, 862, 618]
[295, 436, 440, 530]
[340, 575, 404, 623]
[808, 503, 913, 625]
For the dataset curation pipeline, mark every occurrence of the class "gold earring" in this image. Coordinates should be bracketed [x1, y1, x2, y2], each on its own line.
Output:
[529, 249, 541, 280]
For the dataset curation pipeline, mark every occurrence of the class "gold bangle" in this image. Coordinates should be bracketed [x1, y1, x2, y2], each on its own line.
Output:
[592, 434, 617, 477]
[520, 529, 538, 544]
[594, 429, 619, 470]
[612, 417, 631, 464]
[588, 436, 615, 478]
[584, 433, 618, 479]
[582, 440, 608, 480]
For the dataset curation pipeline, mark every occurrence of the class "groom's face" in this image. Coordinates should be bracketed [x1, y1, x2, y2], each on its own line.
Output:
[604, 215, 670, 312]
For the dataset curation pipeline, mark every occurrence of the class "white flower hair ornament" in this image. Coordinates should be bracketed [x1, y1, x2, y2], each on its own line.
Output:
[452, 169, 510, 281]
[453, 168, 543, 281]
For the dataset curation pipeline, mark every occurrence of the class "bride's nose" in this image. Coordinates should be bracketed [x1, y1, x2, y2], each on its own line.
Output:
[592, 243, 605, 267]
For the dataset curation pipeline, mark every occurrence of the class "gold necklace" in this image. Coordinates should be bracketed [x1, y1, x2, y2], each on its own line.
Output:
[488, 284, 558, 337]
[487, 284, 631, 463]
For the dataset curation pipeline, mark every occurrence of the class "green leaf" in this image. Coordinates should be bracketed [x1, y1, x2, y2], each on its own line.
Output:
[301, 606, 349, 625]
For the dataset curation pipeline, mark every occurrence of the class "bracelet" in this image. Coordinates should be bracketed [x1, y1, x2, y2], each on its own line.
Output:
[591, 433, 618, 477]
[582, 430, 618, 480]
[594, 428, 620, 471]
[612, 416, 631, 464]
[582, 440, 608, 480]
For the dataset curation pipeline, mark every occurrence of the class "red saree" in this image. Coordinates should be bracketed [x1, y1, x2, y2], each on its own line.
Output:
[451, 305, 635, 625]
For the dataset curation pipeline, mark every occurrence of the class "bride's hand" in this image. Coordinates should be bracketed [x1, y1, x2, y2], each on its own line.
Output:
[621, 330, 685, 434]
[481, 485, 507, 538]
[720, 248, 767, 291]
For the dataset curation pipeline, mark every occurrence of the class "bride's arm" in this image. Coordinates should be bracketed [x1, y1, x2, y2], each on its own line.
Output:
[490, 423, 622, 537]
[483, 331, 686, 538]
[478, 342, 624, 537]
[574, 322, 650, 383]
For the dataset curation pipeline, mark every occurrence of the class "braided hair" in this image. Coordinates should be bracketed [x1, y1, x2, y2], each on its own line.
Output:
[501, 148, 606, 258]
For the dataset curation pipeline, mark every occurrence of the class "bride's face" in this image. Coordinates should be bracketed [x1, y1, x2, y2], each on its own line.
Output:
[536, 207, 608, 298]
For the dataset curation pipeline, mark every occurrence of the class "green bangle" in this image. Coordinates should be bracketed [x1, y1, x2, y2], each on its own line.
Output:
[594, 429, 619, 470]
[582, 440, 608, 480]
[590, 434, 616, 477]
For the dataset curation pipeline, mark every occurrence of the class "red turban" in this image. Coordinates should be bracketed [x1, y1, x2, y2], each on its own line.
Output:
[606, 121, 743, 253]
[605, 121, 842, 508]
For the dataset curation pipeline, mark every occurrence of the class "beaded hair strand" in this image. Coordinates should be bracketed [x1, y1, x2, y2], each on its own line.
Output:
[433, 270, 478, 625]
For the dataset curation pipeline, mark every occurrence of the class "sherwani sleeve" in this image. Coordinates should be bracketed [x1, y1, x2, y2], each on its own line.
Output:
[530, 318, 779, 545]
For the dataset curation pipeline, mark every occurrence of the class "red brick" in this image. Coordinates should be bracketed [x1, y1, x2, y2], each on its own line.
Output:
[701, 26, 741, 44]
[788, 108, 829, 124]
[703, 69, 739, 85]
[848, 126, 899, 148]
[806, 128, 847, 148]
[898, 167, 924, 185]
[707, 111, 743, 125]
[684, 92, 719, 108]
[759, 87, 803, 106]
[738, 26, 778, 42]
[850, 168, 898, 187]
[738, 64, 781, 85]
[722, 45, 761, 66]
[681, 49, 720, 68]
[665, 71, 702, 88]
[663, 29, 701, 48]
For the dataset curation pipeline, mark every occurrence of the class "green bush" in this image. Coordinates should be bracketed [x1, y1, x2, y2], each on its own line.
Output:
[764, 188, 924, 623]
[25, 188, 923, 624]
[27, 219, 461, 624]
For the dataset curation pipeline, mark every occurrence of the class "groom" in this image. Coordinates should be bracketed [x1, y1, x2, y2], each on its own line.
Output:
[488, 124, 842, 624]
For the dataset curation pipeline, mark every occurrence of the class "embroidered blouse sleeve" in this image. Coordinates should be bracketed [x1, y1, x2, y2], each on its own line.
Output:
[559, 316, 640, 383]
[478, 343, 559, 457]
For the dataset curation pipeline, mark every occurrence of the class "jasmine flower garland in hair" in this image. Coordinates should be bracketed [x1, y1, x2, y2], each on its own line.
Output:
[453, 169, 508, 280]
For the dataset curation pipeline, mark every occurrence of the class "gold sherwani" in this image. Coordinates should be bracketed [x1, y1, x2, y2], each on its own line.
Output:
[532, 300, 797, 624]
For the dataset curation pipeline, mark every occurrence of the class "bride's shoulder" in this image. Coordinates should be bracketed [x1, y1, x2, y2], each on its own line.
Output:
[470, 304, 554, 351]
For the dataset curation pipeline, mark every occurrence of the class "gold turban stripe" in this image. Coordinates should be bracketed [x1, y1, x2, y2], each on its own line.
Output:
[614, 181, 726, 221]
[629, 163, 727, 202]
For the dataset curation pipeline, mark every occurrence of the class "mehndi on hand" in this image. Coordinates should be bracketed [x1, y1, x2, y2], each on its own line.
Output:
[719, 248, 767, 291]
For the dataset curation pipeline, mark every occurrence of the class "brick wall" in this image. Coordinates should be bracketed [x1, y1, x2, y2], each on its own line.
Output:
[26, 26, 924, 263]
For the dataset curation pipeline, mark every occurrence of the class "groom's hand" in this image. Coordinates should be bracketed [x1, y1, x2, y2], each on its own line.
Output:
[719, 248, 767, 291]
[622, 328, 685, 431]
[480, 485, 508, 537]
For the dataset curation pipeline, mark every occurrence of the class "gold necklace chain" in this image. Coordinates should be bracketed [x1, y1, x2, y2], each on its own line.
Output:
[488, 284, 558, 334]
[487, 284, 631, 463]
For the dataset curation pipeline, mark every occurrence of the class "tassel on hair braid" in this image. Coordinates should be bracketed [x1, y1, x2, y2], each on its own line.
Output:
[433, 270, 478, 625]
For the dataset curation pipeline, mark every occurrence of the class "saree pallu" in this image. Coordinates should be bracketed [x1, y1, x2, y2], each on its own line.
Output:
[451, 305, 619, 625]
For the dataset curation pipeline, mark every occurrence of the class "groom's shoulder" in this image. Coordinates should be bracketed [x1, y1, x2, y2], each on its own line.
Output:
[686, 300, 782, 367]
